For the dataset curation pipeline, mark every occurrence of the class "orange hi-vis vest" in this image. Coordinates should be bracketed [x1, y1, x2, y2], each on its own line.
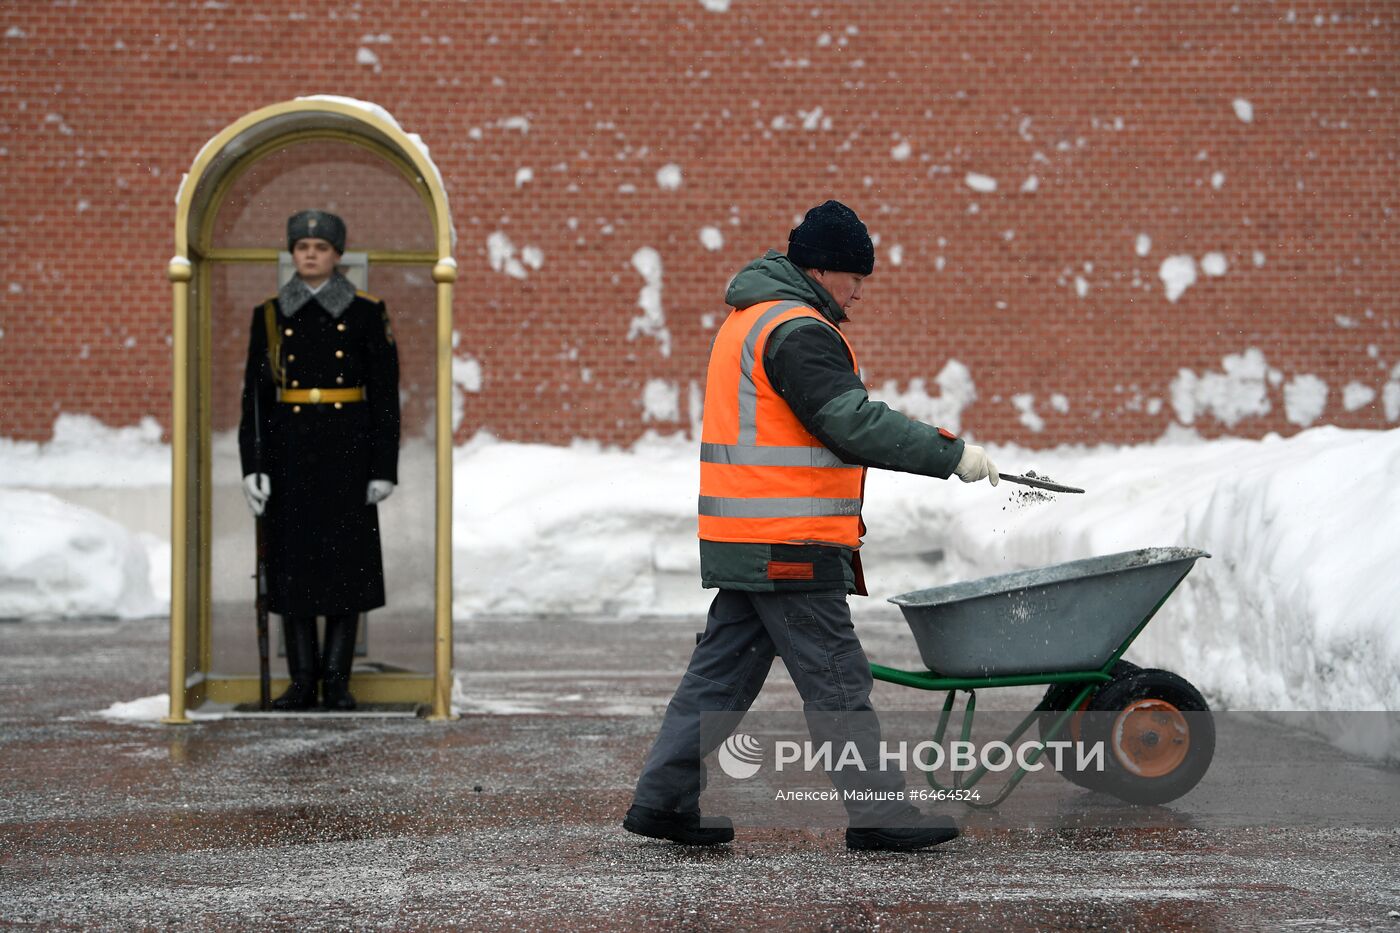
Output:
[698, 299, 866, 549]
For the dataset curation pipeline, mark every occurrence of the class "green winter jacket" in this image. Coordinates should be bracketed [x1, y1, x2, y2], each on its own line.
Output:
[699, 251, 966, 594]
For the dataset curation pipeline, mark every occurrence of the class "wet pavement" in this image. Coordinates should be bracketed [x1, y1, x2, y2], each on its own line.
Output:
[2, 615, 1398, 930]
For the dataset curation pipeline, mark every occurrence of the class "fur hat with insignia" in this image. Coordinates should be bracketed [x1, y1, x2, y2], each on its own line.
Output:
[287, 210, 347, 254]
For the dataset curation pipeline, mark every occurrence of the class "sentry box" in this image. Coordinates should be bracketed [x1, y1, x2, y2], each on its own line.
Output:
[165, 99, 458, 723]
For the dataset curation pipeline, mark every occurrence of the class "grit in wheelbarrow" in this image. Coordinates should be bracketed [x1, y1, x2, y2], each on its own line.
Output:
[872, 547, 1215, 808]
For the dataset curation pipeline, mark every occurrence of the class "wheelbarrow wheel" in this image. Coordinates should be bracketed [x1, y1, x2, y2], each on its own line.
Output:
[1036, 661, 1138, 790]
[1082, 668, 1215, 806]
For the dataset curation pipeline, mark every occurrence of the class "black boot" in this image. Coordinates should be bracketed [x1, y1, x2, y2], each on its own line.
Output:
[320, 613, 358, 711]
[845, 811, 960, 852]
[622, 805, 734, 846]
[271, 615, 320, 711]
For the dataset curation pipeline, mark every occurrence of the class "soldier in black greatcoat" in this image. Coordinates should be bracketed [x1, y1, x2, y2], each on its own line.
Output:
[238, 210, 401, 712]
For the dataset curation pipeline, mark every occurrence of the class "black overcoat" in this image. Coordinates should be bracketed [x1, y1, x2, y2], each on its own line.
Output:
[238, 278, 400, 616]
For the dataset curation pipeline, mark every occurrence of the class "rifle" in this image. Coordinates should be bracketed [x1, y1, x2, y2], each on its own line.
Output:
[252, 362, 271, 711]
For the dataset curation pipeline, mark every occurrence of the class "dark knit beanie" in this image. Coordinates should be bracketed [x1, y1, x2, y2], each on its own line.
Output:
[287, 209, 346, 254]
[787, 200, 874, 276]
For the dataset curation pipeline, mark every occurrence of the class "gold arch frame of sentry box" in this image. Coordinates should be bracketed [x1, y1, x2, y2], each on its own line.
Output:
[166, 99, 458, 723]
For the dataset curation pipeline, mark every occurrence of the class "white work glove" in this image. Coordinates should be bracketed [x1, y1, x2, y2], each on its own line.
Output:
[366, 479, 395, 505]
[242, 473, 271, 516]
[954, 445, 1000, 486]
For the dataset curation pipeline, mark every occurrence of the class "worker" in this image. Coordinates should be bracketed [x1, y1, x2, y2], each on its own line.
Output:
[625, 200, 998, 850]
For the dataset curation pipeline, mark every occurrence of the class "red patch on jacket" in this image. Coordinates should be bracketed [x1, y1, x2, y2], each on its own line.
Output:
[767, 561, 815, 581]
[938, 427, 957, 440]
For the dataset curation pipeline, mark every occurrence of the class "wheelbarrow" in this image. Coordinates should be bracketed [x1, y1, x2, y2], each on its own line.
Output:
[871, 547, 1214, 808]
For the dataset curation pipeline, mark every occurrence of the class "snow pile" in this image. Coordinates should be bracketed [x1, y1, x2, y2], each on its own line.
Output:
[451, 434, 703, 619]
[97, 693, 226, 721]
[0, 489, 164, 620]
[446, 426, 1400, 717]
[870, 427, 1400, 715]
[0, 414, 169, 487]
[4, 415, 1398, 725]
[98, 694, 173, 721]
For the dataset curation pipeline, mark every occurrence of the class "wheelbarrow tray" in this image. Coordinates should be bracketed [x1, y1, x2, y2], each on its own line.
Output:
[888, 547, 1209, 677]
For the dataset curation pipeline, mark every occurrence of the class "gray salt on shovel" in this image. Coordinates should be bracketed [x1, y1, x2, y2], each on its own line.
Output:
[999, 470, 1085, 494]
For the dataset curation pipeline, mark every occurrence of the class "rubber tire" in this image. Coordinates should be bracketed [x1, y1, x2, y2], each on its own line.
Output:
[1036, 660, 1139, 790]
[1081, 668, 1215, 806]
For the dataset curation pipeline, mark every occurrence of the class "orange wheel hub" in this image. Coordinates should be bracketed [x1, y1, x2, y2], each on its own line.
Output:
[1110, 699, 1190, 777]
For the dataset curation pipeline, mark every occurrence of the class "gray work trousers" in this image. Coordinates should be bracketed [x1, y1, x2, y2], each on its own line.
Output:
[631, 588, 910, 826]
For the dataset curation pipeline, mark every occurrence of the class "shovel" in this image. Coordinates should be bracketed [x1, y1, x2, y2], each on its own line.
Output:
[999, 471, 1085, 494]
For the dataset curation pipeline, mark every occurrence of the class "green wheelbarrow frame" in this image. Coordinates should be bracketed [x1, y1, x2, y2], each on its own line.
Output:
[870, 559, 1195, 809]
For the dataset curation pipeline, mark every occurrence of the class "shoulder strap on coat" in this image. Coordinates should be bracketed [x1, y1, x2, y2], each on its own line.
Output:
[262, 300, 284, 386]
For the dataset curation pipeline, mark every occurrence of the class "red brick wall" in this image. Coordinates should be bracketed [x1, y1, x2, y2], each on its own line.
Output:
[1, 1, 1395, 447]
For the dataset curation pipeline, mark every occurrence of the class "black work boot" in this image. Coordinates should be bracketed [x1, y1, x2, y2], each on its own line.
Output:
[320, 614, 358, 711]
[845, 811, 960, 852]
[623, 804, 734, 846]
[271, 615, 320, 711]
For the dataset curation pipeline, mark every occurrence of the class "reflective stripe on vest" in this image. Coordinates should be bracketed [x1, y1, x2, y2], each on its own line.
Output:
[698, 496, 863, 518]
[698, 299, 865, 548]
[699, 442, 849, 468]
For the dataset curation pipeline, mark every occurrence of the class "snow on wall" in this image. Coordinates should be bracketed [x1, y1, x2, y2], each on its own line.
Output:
[871, 360, 977, 437]
[12, 6, 1396, 452]
[1385, 364, 1400, 422]
[1343, 382, 1376, 412]
[687, 380, 704, 439]
[487, 231, 542, 280]
[627, 247, 671, 357]
[641, 379, 680, 422]
[964, 172, 997, 193]
[655, 164, 683, 190]
[1012, 394, 1044, 432]
[451, 343, 484, 434]
[1171, 349, 1274, 427]
[1284, 374, 1329, 427]
[1200, 252, 1228, 277]
[1159, 255, 1198, 303]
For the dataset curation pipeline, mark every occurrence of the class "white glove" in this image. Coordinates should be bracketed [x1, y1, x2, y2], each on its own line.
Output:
[366, 479, 395, 505]
[954, 445, 1000, 486]
[242, 473, 271, 516]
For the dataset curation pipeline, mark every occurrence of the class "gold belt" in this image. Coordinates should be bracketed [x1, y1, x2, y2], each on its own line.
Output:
[277, 387, 366, 404]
